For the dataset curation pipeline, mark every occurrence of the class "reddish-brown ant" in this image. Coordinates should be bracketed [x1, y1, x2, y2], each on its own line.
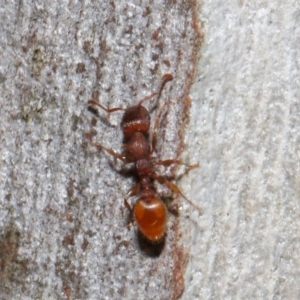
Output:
[87, 74, 199, 242]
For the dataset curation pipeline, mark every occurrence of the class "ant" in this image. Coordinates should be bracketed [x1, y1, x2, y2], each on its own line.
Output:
[87, 74, 199, 243]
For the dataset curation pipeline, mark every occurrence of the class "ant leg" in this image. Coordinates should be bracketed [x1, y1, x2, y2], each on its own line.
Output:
[151, 172, 202, 213]
[90, 141, 130, 163]
[153, 159, 199, 171]
[88, 100, 125, 113]
[124, 183, 140, 211]
[123, 183, 140, 228]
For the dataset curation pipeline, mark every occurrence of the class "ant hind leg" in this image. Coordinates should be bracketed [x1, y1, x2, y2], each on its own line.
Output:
[123, 183, 140, 230]
[124, 183, 140, 212]
[151, 172, 202, 214]
[153, 159, 199, 171]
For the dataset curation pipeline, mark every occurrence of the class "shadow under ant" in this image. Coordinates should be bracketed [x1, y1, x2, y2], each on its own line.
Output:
[136, 231, 166, 257]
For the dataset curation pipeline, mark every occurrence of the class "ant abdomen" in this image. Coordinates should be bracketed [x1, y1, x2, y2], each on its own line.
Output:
[134, 196, 167, 242]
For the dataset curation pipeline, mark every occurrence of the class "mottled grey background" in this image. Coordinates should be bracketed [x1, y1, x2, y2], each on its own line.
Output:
[0, 1, 199, 299]
[182, 1, 300, 299]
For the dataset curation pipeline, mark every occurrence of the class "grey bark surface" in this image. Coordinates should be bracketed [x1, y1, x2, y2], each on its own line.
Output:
[181, 1, 300, 299]
[0, 1, 199, 300]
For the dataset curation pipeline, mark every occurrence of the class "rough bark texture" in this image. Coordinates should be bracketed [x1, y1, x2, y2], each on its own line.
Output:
[0, 1, 199, 299]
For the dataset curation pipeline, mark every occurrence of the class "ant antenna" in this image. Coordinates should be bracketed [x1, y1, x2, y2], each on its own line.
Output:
[138, 73, 174, 106]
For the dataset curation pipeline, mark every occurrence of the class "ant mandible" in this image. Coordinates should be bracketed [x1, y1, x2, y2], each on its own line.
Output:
[87, 74, 199, 242]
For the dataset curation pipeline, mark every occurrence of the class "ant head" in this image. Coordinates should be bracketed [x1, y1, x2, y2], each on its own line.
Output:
[134, 194, 167, 242]
[121, 105, 150, 137]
